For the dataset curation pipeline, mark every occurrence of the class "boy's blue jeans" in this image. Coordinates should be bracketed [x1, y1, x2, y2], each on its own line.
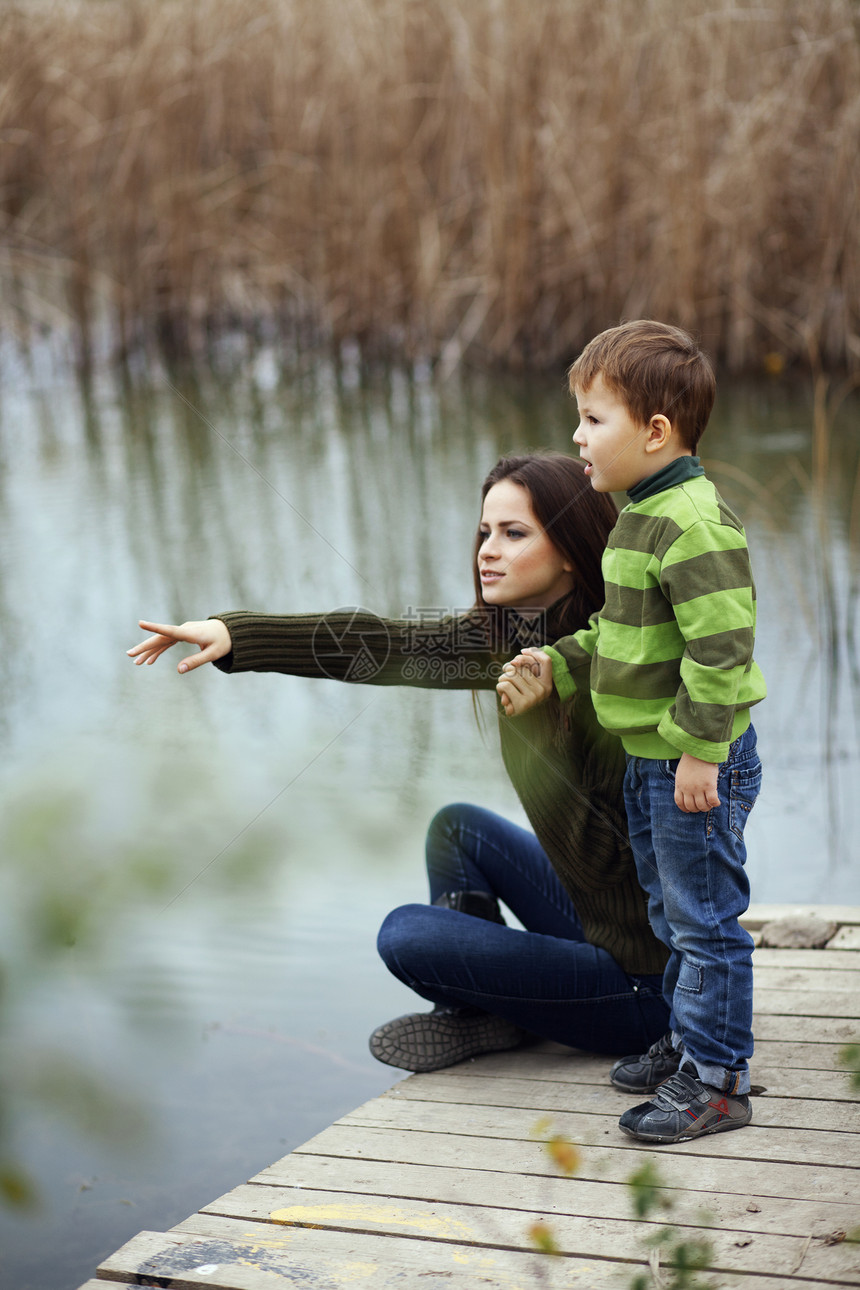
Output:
[376, 803, 669, 1056]
[623, 725, 762, 1095]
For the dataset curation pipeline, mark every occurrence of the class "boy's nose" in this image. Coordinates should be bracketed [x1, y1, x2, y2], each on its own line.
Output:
[572, 423, 586, 445]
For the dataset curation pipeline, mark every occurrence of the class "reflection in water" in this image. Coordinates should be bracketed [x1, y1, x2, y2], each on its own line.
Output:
[705, 380, 860, 882]
[0, 353, 857, 1290]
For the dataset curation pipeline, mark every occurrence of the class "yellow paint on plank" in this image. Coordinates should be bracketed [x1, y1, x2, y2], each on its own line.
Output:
[235, 1232, 377, 1285]
[236, 1234, 292, 1251]
[451, 1248, 497, 1266]
[332, 1264, 379, 1283]
[270, 1201, 475, 1242]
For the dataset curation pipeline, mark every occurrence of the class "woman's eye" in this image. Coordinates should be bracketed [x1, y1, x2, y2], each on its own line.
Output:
[507, 528, 526, 539]
[478, 531, 489, 543]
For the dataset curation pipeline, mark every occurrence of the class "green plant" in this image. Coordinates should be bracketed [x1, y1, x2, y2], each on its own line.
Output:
[525, 1123, 717, 1287]
[524, 1118, 581, 1280]
[0, 752, 279, 1208]
[838, 1044, 860, 1093]
[626, 1162, 715, 1290]
[531, 1115, 581, 1179]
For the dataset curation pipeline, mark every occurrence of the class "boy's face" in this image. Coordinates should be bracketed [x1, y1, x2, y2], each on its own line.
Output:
[572, 373, 652, 493]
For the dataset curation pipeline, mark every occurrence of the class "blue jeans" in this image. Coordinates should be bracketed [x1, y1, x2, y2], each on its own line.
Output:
[376, 803, 669, 1056]
[623, 725, 762, 1094]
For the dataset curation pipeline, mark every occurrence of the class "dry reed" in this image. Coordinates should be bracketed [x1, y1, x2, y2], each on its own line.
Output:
[1, 0, 858, 370]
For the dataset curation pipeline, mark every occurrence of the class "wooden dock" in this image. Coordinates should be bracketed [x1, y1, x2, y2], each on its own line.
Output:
[79, 905, 860, 1289]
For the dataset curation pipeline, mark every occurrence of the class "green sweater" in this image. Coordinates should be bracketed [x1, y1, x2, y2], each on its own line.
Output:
[211, 603, 668, 975]
[544, 460, 766, 763]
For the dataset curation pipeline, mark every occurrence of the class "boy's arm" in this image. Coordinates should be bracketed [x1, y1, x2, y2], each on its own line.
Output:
[541, 614, 601, 701]
[658, 519, 765, 764]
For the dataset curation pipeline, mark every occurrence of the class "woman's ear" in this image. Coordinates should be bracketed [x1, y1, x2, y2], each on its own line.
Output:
[644, 413, 673, 454]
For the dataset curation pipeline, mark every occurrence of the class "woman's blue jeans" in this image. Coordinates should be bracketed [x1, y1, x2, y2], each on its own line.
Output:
[623, 724, 762, 1095]
[376, 803, 669, 1056]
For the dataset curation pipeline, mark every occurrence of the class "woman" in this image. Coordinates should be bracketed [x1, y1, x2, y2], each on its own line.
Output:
[129, 453, 669, 1074]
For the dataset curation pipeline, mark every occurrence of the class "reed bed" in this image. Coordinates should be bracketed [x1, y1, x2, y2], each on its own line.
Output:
[1, 0, 858, 370]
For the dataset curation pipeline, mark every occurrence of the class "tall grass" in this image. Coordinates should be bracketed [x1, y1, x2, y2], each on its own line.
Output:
[1, 0, 858, 370]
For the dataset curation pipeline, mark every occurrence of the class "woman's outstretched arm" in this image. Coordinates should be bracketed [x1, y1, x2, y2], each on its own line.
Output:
[128, 619, 232, 671]
[128, 609, 504, 692]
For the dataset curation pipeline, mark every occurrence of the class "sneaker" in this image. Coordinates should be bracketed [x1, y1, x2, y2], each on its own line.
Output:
[368, 1007, 526, 1072]
[609, 1030, 683, 1093]
[618, 1065, 752, 1144]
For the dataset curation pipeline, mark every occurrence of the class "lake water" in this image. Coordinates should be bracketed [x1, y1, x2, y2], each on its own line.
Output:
[0, 345, 858, 1290]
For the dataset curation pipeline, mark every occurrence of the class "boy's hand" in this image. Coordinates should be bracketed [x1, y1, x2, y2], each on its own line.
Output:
[496, 648, 553, 717]
[127, 619, 232, 673]
[674, 752, 720, 813]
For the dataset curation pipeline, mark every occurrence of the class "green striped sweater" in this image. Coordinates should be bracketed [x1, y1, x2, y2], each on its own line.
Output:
[544, 462, 767, 763]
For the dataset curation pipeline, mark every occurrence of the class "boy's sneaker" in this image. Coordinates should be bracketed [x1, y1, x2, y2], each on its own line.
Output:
[609, 1031, 683, 1093]
[618, 1064, 752, 1143]
[368, 1007, 526, 1072]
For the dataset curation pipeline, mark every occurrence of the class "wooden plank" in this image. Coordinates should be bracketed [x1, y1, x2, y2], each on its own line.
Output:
[752, 989, 860, 1018]
[294, 1124, 859, 1203]
[340, 1094, 859, 1166]
[192, 1183, 860, 1283]
[79, 901, 860, 1290]
[177, 1213, 860, 1289]
[97, 1221, 636, 1288]
[743, 904, 860, 928]
[250, 1155, 860, 1240]
[745, 1071, 860, 1114]
[459, 1039, 854, 1079]
[752, 1014, 859, 1043]
[448, 1020, 857, 1086]
[751, 1039, 856, 1070]
[753, 966, 860, 992]
[753, 947, 860, 969]
[382, 1073, 859, 1125]
[395, 1069, 858, 1114]
[394, 1062, 856, 1104]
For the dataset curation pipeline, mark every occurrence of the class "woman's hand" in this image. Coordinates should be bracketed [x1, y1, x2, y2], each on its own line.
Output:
[127, 619, 232, 673]
[674, 752, 720, 813]
[496, 648, 554, 716]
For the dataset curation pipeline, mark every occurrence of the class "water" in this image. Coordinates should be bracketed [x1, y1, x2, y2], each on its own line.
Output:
[0, 348, 857, 1290]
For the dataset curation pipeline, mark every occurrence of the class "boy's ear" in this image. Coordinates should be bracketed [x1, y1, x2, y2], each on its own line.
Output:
[644, 413, 673, 454]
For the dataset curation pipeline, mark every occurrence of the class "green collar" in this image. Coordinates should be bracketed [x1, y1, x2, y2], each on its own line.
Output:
[627, 455, 704, 503]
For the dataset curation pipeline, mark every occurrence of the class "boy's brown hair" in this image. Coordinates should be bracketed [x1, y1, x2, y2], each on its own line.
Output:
[568, 320, 716, 452]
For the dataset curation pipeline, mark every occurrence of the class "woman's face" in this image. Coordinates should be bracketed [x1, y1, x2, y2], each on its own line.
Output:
[477, 480, 575, 611]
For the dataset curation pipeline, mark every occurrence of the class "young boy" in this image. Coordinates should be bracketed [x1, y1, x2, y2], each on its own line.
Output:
[497, 320, 766, 1143]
